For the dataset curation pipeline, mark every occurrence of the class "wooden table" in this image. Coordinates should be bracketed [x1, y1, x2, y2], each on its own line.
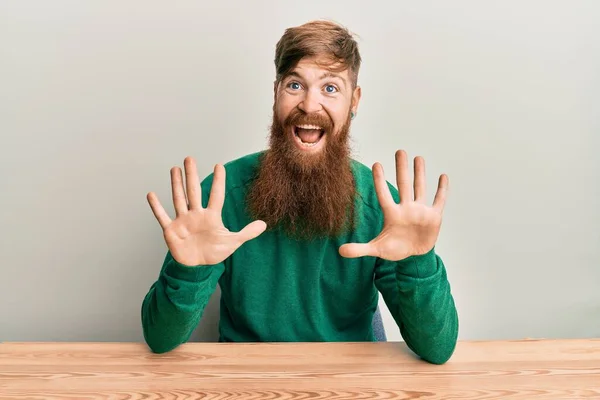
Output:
[1, 339, 599, 399]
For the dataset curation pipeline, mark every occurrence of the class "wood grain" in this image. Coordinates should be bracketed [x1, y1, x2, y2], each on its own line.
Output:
[1, 340, 599, 399]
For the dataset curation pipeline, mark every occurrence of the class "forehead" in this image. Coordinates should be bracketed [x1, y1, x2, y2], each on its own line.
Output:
[287, 56, 351, 82]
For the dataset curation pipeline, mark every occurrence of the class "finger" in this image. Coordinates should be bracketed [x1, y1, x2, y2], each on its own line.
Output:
[171, 167, 188, 217]
[147, 192, 172, 229]
[373, 163, 396, 210]
[395, 150, 412, 203]
[339, 242, 378, 258]
[207, 164, 226, 211]
[184, 157, 202, 211]
[235, 220, 267, 243]
[413, 156, 426, 203]
[432, 174, 449, 212]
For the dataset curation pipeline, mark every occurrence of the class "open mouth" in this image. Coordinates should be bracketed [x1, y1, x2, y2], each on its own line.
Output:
[293, 124, 326, 147]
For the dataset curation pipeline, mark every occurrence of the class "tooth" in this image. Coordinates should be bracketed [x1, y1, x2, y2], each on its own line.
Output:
[297, 124, 322, 130]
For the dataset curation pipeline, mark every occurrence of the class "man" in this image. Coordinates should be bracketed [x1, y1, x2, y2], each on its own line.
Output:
[142, 20, 459, 364]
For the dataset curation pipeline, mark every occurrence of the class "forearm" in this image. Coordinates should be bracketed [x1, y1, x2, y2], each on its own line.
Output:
[394, 249, 459, 364]
[141, 253, 224, 353]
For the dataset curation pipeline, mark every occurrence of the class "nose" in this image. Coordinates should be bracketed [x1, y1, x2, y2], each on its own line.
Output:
[298, 89, 323, 114]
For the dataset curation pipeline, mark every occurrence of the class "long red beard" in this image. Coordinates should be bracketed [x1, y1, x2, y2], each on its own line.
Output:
[246, 107, 356, 240]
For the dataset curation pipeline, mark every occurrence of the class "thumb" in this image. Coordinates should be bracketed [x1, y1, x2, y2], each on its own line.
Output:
[339, 243, 377, 258]
[236, 220, 267, 243]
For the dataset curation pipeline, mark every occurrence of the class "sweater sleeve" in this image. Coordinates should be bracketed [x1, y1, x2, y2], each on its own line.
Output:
[372, 182, 459, 364]
[141, 251, 225, 353]
[374, 249, 458, 364]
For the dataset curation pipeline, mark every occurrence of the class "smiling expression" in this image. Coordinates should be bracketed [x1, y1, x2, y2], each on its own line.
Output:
[274, 56, 362, 156]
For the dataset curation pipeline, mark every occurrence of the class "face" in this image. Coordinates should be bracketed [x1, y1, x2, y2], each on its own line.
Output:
[246, 56, 362, 239]
[273, 56, 362, 168]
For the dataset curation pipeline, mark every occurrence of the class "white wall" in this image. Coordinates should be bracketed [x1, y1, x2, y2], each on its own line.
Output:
[1, 0, 599, 343]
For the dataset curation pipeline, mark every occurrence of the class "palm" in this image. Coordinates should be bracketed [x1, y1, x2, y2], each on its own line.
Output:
[365, 202, 443, 260]
[164, 208, 239, 267]
[339, 150, 448, 261]
[148, 157, 266, 267]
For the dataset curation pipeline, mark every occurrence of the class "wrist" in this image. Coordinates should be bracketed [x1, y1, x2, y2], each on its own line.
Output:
[165, 258, 217, 282]
[397, 247, 438, 278]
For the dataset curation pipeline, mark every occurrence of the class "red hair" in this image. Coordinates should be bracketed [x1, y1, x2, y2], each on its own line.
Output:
[274, 20, 362, 88]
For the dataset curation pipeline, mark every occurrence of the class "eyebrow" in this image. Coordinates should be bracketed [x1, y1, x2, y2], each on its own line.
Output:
[286, 71, 347, 88]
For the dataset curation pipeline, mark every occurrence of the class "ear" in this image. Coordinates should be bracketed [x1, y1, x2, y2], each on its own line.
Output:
[351, 85, 362, 114]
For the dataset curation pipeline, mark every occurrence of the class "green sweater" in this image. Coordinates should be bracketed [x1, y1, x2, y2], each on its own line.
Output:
[141, 151, 459, 364]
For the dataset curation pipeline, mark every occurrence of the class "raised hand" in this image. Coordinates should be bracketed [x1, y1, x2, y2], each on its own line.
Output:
[339, 150, 448, 261]
[147, 157, 267, 266]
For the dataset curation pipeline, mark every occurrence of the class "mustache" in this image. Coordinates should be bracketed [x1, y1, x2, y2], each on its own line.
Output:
[284, 109, 333, 132]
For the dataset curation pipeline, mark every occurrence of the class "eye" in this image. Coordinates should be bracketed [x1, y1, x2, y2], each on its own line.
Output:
[325, 84, 338, 93]
[288, 81, 301, 90]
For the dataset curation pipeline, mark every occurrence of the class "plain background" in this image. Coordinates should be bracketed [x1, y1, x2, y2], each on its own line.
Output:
[1, 1, 599, 343]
